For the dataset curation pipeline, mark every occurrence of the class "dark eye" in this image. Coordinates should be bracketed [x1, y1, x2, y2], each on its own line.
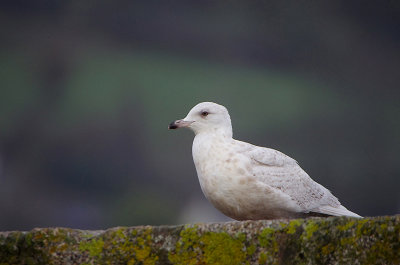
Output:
[201, 111, 209, 117]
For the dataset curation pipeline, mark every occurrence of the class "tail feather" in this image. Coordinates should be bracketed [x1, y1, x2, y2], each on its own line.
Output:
[312, 205, 362, 218]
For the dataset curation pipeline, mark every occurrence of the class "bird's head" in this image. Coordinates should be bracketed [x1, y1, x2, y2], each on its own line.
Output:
[168, 102, 232, 137]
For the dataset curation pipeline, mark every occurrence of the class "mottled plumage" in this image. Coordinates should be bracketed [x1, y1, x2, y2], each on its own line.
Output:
[169, 102, 361, 220]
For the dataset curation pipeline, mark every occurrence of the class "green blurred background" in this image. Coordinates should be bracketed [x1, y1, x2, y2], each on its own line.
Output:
[0, 1, 399, 230]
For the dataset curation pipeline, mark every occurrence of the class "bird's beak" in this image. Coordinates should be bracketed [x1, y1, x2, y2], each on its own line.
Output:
[168, 119, 194, 129]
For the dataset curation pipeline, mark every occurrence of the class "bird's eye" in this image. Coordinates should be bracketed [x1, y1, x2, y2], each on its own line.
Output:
[201, 111, 209, 117]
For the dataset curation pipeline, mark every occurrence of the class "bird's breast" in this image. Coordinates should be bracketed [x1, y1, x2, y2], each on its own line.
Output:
[192, 136, 254, 205]
[192, 135, 243, 180]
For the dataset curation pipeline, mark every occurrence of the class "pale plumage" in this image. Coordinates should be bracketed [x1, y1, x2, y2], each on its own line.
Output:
[169, 102, 361, 220]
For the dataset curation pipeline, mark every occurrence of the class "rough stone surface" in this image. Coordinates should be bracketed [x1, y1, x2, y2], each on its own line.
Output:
[0, 216, 399, 264]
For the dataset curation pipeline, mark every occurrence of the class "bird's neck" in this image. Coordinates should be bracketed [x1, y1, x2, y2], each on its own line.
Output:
[194, 127, 233, 139]
[192, 130, 232, 169]
[192, 130, 232, 161]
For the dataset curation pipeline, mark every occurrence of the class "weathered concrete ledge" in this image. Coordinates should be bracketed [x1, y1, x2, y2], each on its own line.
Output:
[0, 215, 399, 264]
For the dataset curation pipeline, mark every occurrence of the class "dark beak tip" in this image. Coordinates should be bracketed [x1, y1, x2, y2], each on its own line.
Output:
[168, 121, 178, 130]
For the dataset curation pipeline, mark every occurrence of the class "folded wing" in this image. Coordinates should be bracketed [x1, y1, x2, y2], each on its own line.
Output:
[239, 142, 361, 217]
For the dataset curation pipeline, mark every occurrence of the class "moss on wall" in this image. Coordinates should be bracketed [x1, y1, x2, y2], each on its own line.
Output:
[0, 216, 399, 264]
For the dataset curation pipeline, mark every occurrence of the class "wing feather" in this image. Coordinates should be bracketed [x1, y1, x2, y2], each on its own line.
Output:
[237, 141, 341, 212]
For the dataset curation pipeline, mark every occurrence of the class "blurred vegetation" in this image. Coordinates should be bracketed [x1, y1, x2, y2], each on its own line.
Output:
[0, 1, 399, 230]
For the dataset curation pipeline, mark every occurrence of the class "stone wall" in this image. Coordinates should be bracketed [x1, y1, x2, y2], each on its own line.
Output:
[0, 215, 399, 264]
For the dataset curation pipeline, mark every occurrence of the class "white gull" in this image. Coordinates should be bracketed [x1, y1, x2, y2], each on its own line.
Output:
[169, 102, 361, 220]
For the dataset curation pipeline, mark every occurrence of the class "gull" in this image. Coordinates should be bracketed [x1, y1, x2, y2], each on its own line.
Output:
[168, 102, 361, 220]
